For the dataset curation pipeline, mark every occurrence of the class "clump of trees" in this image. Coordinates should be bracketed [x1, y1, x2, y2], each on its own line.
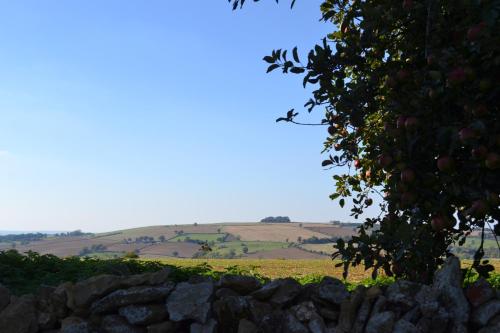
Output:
[233, 0, 500, 281]
[55, 230, 93, 237]
[0, 233, 47, 244]
[79, 244, 107, 256]
[260, 216, 291, 223]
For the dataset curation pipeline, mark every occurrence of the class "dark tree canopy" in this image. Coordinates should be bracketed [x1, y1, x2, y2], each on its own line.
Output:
[260, 216, 291, 223]
[232, 0, 500, 281]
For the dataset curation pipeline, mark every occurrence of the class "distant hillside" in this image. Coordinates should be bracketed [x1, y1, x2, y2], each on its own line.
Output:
[2, 221, 492, 260]
[0, 222, 358, 260]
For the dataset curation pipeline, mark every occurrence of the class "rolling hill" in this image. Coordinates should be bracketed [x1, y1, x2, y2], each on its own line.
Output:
[0, 222, 357, 259]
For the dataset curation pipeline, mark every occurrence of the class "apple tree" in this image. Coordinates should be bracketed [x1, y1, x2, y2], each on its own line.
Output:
[231, 0, 500, 281]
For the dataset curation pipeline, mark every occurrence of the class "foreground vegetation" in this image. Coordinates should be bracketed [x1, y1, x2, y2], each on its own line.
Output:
[1, 250, 498, 295]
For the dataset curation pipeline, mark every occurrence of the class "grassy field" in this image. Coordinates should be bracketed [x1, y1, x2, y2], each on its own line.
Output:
[153, 258, 500, 282]
[169, 233, 226, 242]
[212, 241, 288, 256]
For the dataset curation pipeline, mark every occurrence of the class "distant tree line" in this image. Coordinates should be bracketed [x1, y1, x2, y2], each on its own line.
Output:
[54, 230, 93, 237]
[260, 216, 291, 223]
[79, 244, 107, 256]
[0, 233, 47, 244]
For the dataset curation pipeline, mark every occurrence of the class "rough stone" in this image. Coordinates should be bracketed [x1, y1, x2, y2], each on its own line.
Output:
[190, 318, 218, 333]
[237, 318, 258, 333]
[166, 281, 213, 323]
[268, 278, 302, 307]
[401, 306, 421, 324]
[466, 278, 496, 308]
[219, 274, 261, 294]
[351, 289, 378, 333]
[415, 284, 439, 317]
[0, 283, 11, 312]
[68, 275, 125, 309]
[247, 298, 273, 324]
[370, 295, 386, 315]
[213, 296, 249, 333]
[250, 279, 282, 300]
[282, 311, 309, 333]
[308, 313, 327, 333]
[119, 304, 167, 325]
[38, 311, 58, 330]
[479, 322, 500, 333]
[215, 287, 240, 299]
[429, 307, 450, 333]
[472, 299, 500, 327]
[60, 316, 93, 333]
[123, 268, 172, 287]
[393, 319, 419, 333]
[290, 301, 316, 322]
[258, 311, 285, 333]
[146, 321, 176, 333]
[385, 280, 420, 311]
[432, 256, 469, 327]
[336, 285, 365, 333]
[318, 307, 339, 322]
[92, 284, 174, 314]
[365, 311, 395, 333]
[101, 314, 145, 333]
[0, 295, 38, 333]
[317, 277, 350, 305]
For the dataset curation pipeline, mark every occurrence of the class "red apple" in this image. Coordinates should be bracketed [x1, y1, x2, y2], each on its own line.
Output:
[397, 69, 410, 81]
[328, 126, 336, 136]
[397, 116, 407, 129]
[401, 192, 416, 206]
[459, 127, 476, 143]
[426, 54, 436, 66]
[473, 105, 488, 117]
[471, 200, 489, 218]
[472, 146, 488, 159]
[334, 143, 342, 151]
[431, 216, 445, 231]
[365, 169, 372, 178]
[402, 0, 413, 10]
[488, 192, 500, 206]
[485, 152, 500, 169]
[437, 156, 455, 172]
[405, 117, 418, 130]
[378, 154, 393, 169]
[365, 198, 373, 206]
[401, 168, 415, 183]
[354, 159, 362, 169]
[386, 76, 397, 88]
[467, 22, 486, 41]
[448, 67, 466, 84]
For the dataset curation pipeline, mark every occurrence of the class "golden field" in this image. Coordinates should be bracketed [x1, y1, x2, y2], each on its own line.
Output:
[153, 258, 500, 282]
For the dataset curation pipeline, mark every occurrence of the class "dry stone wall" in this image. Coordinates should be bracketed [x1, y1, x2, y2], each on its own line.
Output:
[0, 257, 499, 333]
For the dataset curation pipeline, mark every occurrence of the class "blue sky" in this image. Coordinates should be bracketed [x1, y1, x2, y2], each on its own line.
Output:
[0, 0, 380, 232]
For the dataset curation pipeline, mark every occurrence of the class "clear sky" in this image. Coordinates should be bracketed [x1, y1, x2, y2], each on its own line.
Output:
[0, 0, 380, 232]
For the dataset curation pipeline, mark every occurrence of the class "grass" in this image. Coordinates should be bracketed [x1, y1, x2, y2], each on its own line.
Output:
[212, 241, 287, 256]
[1, 250, 499, 295]
[169, 233, 226, 242]
[299, 243, 336, 254]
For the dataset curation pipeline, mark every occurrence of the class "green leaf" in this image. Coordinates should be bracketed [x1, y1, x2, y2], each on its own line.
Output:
[290, 67, 305, 74]
[263, 56, 275, 64]
[266, 64, 280, 73]
[293, 47, 300, 62]
[339, 198, 345, 208]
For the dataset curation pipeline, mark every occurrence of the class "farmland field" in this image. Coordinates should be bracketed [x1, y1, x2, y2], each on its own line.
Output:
[169, 233, 226, 242]
[152, 258, 500, 282]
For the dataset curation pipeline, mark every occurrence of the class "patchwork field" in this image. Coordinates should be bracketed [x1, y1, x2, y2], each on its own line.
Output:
[2, 222, 497, 262]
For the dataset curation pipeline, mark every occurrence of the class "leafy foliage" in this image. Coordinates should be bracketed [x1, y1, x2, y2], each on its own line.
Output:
[233, 0, 500, 282]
